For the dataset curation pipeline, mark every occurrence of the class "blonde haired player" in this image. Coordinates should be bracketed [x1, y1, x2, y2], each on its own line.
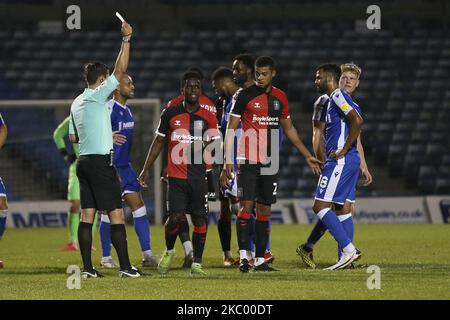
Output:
[297, 62, 372, 269]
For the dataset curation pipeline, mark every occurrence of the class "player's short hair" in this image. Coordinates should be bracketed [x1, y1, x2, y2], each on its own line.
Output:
[181, 71, 202, 87]
[234, 53, 255, 72]
[83, 62, 109, 85]
[316, 63, 341, 82]
[340, 63, 362, 79]
[186, 66, 204, 81]
[255, 56, 276, 70]
[212, 67, 234, 82]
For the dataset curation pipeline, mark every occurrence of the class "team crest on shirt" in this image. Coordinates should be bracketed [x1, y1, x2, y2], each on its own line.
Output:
[253, 102, 261, 109]
[194, 120, 203, 130]
[273, 100, 280, 110]
[174, 120, 181, 126]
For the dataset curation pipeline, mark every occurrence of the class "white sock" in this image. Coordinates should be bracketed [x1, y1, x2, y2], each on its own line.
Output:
[254, 257, 265, 266]
[166, 248, 175, 254]
[223, 250, 232, 259]
[239, 250, 247, 261]
[143, 249, 153, 257]
[192, 262, 201, 267]
[247, 251, 255, 260]
[132, 206, 147, 218]
[183, 241, 193, 256]
[101, 214, 110, 223]
[338, 213, 352, 222]
[343, 243, 356, 254]
[102, 255, 112, 260]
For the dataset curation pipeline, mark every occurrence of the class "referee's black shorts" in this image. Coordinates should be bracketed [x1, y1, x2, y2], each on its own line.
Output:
[76, 155, 122, 211]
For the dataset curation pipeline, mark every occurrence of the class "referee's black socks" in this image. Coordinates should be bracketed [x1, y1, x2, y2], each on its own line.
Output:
[110, 224, 132, 271]
[78, 222, 93, 271]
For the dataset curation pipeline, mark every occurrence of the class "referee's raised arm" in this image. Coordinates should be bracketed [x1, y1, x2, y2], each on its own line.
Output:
[113, 22, 133, 80]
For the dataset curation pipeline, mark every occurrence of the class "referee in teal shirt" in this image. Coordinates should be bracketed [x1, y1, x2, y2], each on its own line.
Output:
[69, 21, 141, 278]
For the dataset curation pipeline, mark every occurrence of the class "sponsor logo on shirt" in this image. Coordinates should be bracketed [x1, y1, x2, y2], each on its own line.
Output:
[172, 133, 203, 144]
[252, 115, 279, 125]
[340, 103, 350, 112]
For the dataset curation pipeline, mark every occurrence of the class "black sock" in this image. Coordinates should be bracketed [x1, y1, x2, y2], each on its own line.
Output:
[165, 218, 180, 250]
[110, 224, 132, 271]
[207, 170, 215, 193]
[178, 215, 190, 244]
[255, 220, 269, 258]
[236, 215, 250, 251]
[218, 216, 231, 252]
[192, 225, 207, 264]
[78, 222, 93, 271]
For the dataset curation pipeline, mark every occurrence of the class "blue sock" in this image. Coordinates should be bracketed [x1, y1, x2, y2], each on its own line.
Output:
[133, 206, 151, 252]
[317, 208, 352, 250]
[99, 215, 112, 257]
[307, 219, 328, 247]
[0, 211, 6, 239]
[248, 213, 256, 253]
[266, 220, 271, 251]
[338, 214, 354, 258]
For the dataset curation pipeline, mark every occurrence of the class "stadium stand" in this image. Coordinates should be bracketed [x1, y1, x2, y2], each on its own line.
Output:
[0, 18, 449, 199]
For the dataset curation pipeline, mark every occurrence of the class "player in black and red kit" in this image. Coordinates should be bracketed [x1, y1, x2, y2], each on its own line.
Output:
[220, 56, 323, 272]
[140, 71, 220, 276]
[164, 68, 218, 268]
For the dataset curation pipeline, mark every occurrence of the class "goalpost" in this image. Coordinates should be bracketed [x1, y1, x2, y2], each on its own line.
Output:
[0, 98, 164, 224]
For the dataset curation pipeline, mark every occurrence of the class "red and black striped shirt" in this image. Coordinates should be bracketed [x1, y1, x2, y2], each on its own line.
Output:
[230, 84, 290, 164]
[156, 102, 220, 180]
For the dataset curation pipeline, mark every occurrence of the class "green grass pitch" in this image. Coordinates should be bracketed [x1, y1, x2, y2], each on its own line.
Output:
[0, 224, 449, 300]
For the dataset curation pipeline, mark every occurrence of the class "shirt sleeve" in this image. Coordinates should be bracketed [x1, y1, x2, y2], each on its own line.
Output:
[312, 95, 329, 122]
[108, 103, 120, 132]
[229, 91, 248, 118]
[206, 113, 221, 141]
[53, 116, 70, 150]
[332, 89, 354, 116]
[69, 113, 75, 135]
[279, 92, 290, 120]
[155, 108, 170, 137]
[91, 75, 120, 103]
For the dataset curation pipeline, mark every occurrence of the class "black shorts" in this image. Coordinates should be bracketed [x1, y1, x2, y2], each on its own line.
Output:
[167, 177, 208, 216]
[77, 155, 122, 211]
[237, 163, 279, 205]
